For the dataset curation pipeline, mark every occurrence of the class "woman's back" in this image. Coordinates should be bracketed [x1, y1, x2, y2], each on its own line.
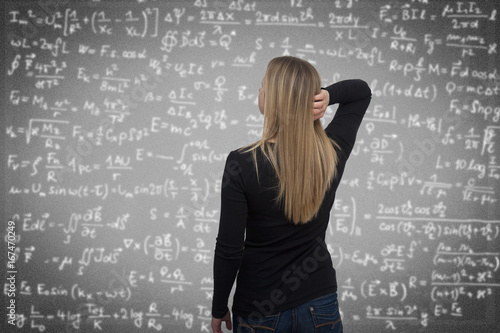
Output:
[222, 143, 345, 317]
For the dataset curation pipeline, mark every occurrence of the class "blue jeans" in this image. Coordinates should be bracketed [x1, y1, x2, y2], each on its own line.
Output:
[233, 292, 343, 332]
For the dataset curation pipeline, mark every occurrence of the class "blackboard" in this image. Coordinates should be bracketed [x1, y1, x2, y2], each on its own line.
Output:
[1, 0, 499, 332]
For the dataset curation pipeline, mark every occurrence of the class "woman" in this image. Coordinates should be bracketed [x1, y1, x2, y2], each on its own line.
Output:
[212, 56, 371, 332]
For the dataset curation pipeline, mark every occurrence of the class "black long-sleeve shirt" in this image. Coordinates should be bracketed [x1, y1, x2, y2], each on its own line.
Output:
[212, 79, 372, 318]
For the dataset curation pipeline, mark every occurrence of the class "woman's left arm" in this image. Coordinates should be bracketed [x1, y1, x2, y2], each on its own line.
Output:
[212, 151, 248, 321]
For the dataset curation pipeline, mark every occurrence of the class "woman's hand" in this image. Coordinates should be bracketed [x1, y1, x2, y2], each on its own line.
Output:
[212, 311, 232, 333]
[313, 89, 330, 120]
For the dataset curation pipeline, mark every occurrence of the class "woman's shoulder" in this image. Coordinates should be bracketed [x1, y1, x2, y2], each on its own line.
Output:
[225, 146, 255, 166]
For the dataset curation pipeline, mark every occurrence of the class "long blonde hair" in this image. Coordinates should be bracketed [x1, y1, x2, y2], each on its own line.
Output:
[244, 56, 339, 224]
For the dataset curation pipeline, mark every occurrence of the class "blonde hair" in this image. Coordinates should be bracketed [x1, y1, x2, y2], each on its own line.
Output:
[244, 56, 339, 224]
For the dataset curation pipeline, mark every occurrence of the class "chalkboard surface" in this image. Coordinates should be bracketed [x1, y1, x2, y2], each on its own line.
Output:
[1, 0, 499, 332]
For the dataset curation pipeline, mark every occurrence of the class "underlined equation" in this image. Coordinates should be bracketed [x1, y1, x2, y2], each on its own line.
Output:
[15, 302, 197, 332]
[8, 7, 161, 38]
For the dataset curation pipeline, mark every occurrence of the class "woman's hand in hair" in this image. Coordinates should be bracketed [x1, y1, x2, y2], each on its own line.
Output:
[313, 89, 330, 120]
